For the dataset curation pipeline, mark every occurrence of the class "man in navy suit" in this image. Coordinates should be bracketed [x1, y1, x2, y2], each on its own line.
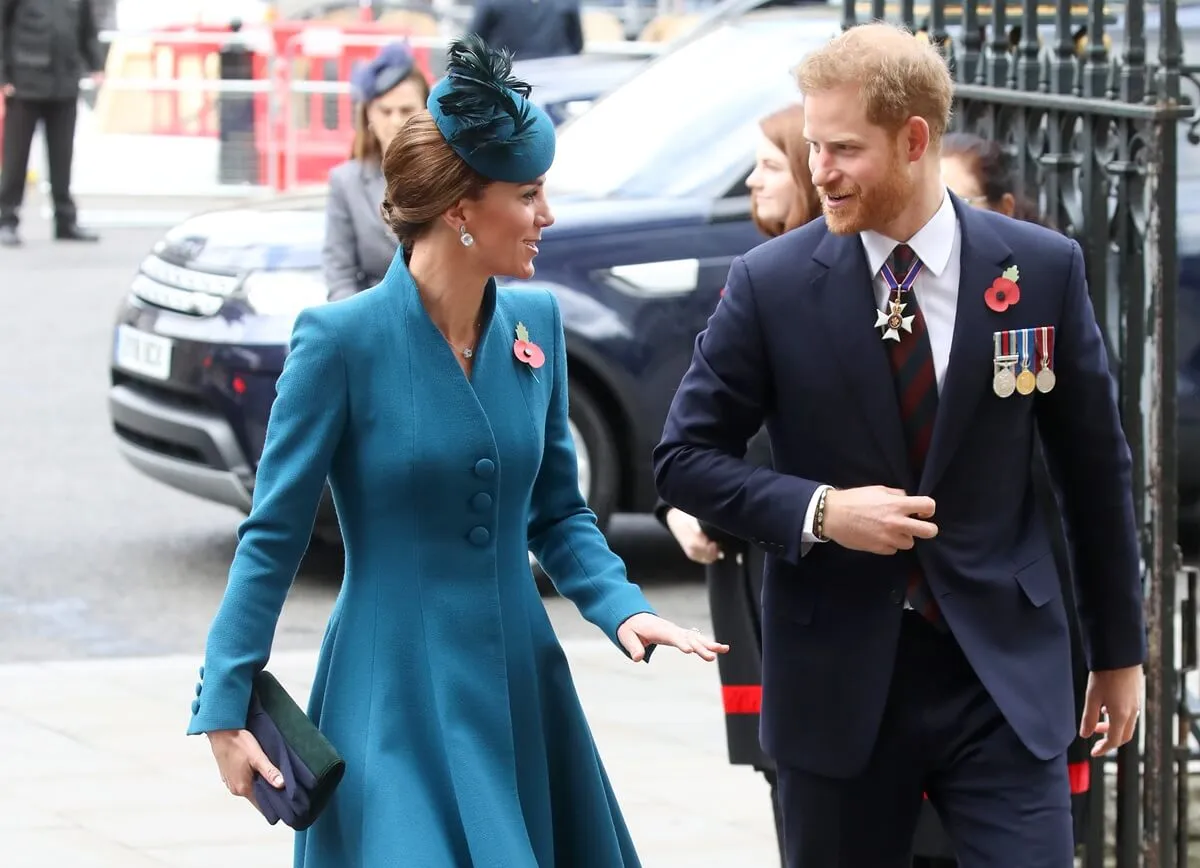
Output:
[653, 22, 1145, 867]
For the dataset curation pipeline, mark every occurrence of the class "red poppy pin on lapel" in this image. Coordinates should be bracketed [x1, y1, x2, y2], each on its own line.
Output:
[513, 322, 545, 370]
[985, 266, 1021, 313]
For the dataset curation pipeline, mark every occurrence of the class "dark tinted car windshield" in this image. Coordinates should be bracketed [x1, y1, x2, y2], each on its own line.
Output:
[546, 12, 841, 200]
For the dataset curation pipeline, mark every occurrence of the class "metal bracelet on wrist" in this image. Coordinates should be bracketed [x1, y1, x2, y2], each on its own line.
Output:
[814, 487, 831, 542]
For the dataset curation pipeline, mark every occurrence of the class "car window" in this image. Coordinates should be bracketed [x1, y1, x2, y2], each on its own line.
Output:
[722, 165, 755, 200]
[546, 14, 836, 201]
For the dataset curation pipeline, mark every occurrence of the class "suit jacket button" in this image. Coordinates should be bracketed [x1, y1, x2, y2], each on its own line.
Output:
[195, 682, 202, 696]
[890, 589, 903, 606]
[474, 458, 495, 479]
[191, 699, 201, 715]
[198, 666, 204, 679]
[471, 492, 493, 511]
[469, 526, 491, 546]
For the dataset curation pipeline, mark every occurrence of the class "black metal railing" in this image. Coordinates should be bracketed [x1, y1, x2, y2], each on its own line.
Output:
[838, 1, 1193, 864]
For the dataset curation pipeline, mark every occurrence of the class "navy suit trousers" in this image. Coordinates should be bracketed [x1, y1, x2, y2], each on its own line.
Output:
[777, 612, 1074, 868]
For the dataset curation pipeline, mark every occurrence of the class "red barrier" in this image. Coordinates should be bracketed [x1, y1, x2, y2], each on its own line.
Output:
[146, 25, 234, 138]
[141, 22, 438, 189]
[263, 22, 436, 189]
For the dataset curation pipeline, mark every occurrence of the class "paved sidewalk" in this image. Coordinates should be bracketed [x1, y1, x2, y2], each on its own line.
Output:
[1, 640, 779, 868]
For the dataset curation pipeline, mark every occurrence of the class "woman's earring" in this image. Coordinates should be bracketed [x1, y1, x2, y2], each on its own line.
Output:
[459, 225, 475, 248]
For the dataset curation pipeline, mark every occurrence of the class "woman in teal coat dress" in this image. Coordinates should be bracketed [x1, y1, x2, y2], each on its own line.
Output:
[187, 35, 727, 868]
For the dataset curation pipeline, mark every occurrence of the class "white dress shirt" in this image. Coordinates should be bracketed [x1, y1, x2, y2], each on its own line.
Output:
[801, 189, 962, 547]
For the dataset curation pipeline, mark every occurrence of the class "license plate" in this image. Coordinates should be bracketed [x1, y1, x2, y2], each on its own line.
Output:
[115, 325, 174, 381]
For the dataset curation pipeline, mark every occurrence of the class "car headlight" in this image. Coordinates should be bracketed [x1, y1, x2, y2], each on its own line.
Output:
[560, 99, 594, 121]
[242, 269, 329, 316]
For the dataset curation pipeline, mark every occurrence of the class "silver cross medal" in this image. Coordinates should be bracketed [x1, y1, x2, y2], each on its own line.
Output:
[875, 297, 914, 342]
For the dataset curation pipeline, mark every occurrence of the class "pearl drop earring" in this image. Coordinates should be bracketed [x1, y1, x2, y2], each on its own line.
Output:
[459, 225, 475, 248]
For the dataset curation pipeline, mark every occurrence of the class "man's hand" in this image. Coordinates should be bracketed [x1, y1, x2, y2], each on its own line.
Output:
[1080, 665, 1143, 756]
[821, 485, 938, 555]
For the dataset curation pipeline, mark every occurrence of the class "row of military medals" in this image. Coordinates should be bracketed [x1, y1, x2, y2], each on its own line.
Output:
[993, 327, 1056, 397]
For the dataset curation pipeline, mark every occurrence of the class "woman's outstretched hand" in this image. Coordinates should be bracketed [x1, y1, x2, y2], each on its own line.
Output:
[617, 612, 729, 663]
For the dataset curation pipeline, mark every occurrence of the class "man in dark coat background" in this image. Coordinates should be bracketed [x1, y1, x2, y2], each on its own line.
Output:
[469, 0, 585, 61]
[0, 0, 104, 247]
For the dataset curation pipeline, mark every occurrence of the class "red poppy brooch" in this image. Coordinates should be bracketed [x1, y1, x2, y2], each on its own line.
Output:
[985, 265, 1021, 313]
[513, 322, 545, 370]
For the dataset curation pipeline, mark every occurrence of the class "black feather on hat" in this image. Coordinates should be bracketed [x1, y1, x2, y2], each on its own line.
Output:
[433, 34, 535, 153]
[425, 34, 557, 183]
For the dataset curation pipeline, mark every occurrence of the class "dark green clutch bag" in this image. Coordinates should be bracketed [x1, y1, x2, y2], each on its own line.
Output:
[246, 670, 346, 830]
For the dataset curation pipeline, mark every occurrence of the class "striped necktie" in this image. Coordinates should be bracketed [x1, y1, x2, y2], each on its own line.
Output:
[882, 244, 944, 628]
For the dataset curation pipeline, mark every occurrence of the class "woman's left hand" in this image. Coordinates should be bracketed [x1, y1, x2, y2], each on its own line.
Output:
[616, 612, 729, 663]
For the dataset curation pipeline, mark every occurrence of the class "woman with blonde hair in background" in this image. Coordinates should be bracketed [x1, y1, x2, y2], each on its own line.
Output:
[656, 102, 819, 866]
[322, 42, 429, 302]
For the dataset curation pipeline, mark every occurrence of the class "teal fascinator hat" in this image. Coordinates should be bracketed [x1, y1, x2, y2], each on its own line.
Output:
[426, 34, 556, 184]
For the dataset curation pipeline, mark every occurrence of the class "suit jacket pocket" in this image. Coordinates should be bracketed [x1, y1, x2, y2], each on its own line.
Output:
[12, 48, 52, 69]
[1014, 549, 1058, 608]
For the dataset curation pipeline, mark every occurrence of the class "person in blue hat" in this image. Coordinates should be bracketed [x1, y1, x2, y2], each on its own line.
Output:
[322, 42, 428, 302]
[190, 33, 727, 868]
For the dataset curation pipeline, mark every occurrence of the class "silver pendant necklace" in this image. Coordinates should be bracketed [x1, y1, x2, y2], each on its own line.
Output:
[458, 319, 482, 359]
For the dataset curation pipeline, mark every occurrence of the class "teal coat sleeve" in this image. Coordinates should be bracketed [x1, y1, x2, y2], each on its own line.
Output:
[187, 310, 348, 734]
[526, 291, 656, 654]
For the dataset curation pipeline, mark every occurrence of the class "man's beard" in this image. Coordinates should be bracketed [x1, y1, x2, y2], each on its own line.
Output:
[820, 149, 912, 236]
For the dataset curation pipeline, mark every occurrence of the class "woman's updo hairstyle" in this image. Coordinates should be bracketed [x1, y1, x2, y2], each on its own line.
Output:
[379, 113, 488, 254]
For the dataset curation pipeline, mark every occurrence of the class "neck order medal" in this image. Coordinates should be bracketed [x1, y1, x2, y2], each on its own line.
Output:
[875, 253, 923, 342]
[875, 299, 914, 342]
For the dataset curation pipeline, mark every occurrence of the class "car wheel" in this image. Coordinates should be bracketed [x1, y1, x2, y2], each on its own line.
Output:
[567, 380, 619, 531]
[531, 381, 621, 596]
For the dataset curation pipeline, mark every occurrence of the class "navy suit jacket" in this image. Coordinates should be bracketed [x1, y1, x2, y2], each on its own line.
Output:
[653, 195, 1146, 778]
